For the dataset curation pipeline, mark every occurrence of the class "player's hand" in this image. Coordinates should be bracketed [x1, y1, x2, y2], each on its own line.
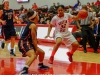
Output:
[76, 29, 81, 32]
[1, 20, 6, 25]
[94, 34, 97, 37]
[88, 25, 93, 28]
[79, 27, 82, 30]
[17, 20, 21, 24]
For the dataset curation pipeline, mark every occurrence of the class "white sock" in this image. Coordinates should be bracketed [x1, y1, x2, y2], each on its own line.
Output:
[39, 62, 43, 64]
[1, 39, 4, 42]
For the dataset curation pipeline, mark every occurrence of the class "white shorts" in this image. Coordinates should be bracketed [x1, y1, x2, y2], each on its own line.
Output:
[54, 31, 76, 47]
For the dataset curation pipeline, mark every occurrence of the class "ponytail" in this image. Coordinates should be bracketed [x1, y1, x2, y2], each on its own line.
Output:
[0, 4, 4, 10]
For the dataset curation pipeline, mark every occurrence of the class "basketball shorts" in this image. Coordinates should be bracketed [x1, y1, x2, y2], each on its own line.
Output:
[54, 31, 77, 48]
[2, 27, 16, 40]
[18, 40, 35, 57]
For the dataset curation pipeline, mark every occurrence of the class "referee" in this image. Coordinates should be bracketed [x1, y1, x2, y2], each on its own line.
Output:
[77, 5, 98, 53]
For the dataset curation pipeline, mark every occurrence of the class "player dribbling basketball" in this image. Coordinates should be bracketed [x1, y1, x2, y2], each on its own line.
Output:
[45, 5, 81, 64]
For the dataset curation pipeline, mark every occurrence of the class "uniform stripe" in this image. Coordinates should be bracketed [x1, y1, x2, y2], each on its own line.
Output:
[2, 27, 5, 39]
[20, 40, 27, 53]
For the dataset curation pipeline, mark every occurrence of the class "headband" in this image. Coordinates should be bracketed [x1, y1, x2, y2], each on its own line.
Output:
[2, 0, 8, 4]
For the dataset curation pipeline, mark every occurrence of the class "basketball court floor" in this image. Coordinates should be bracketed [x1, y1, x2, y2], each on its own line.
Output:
[0, 25, 100, 75]
[0, 42, 100, 75]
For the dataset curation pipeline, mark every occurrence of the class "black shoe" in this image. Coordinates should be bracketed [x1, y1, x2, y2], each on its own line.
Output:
[10, 49, 16, 56]
[84, 50, 87, 53]
[1, 40, 5, 49]
[38, 63, 50, 70]
[19, 67, 28, 75]
[94, 51, 99, 54]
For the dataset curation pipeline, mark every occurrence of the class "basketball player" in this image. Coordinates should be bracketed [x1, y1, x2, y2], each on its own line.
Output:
[18, 10, 49, 74]
[0, 0, 19, 56]
[45, 5, 80, 64]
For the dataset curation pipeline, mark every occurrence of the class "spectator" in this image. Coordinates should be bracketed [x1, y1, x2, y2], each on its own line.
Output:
[87, 2, 91, 9]
[20, 5, 24, 11]
[97, 11, 100, 17]
[68, 6, 73, 14]
[95, 0, 100, 6]
[18, 10, 26, 23]
[49, 3, 57, 14]
[91, 2, 97, 12]
[74, 0, 80, 9]
[39, 17, 46, 24]
[94, 17, 100, 49]
[56, 2, 60, 8]
[76, 2, 82, 11]
[32, 3, 38, 10]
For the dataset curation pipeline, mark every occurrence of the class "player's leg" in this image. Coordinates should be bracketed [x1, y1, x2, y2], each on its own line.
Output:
[67, 41, 79, 62]
[1, 39, 5, 50]
[36, 47, 49, 70]
[9, 36, 16, 56]
[48, 37, 62, 64]
[10, 27, 16, 56]
[1, 28, 11, 50]
[18, 42, 37, 74]
[63, 32, 79, 62]
[20, 50, 37, 74]
[1, 27, 5, 50]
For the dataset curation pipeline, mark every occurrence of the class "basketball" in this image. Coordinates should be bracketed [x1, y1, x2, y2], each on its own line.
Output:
[78, 9, 88, 19]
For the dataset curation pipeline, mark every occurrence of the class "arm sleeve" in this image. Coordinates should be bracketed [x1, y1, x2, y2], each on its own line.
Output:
[67, 13, 73, 19]
[50, 16, 56, 25]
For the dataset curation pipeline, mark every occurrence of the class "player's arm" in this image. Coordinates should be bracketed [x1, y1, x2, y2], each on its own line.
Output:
[67, 13, 81, 29]
[67, 13, 79, 21]
[45, 24, 53, 38]
[45, 17, 56, 38]
[0, 10, 6, 25]
[29, 24, 38, 50]
[72, 15, 79, 20]
[76, 20, 82, 30]
[0, 10, 3, 22]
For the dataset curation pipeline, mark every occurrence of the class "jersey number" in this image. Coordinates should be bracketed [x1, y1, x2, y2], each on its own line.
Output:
[8, 15, 12, 20]
[60, 24, 66, 32]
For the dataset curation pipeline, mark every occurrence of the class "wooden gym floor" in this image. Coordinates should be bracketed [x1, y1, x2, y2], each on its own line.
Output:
[0, 42, 100, 75]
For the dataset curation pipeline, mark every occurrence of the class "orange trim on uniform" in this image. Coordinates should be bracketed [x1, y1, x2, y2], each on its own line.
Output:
[20, 40, 26, 53]
[26, 39, 30, 50]
[2, 27, 5, 39]
[24, 32, 30, 40]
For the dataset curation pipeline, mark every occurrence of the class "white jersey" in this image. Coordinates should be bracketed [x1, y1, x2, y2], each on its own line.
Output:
[51, 13, 73, 33]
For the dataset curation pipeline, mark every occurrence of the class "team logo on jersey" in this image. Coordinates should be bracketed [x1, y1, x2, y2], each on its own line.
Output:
[5, 12, 13, 15]
[58, 20, 67, 32]
[8, 12, 13, 15]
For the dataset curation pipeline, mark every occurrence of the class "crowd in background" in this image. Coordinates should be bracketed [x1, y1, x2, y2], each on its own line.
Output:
[2, 0, 100, 51]
[13, 0, 100, 25]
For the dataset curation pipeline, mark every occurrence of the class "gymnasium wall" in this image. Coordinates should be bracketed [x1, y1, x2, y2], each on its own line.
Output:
[0, 0, 97, 9]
